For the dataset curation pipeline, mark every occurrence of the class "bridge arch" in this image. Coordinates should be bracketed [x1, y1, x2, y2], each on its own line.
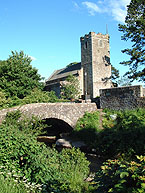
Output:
[42, 117, 73, 137]
[41, 113, 74, 128]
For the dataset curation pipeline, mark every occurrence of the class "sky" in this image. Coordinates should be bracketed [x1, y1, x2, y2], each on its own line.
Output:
[1, 0, 135, 83]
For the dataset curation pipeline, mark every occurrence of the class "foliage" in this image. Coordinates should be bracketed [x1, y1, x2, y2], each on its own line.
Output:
[0, 90, 12, 109]
[102, 110, 117, 129]
[42, 148, 90, 193]
[0, 90, 25, 110]
[119, 0, 145, 82]
[0, 175, 30, 193]
[61, 74, 81, 100]
[66, 62, 79, 67]
[117, 76, 132, 86]
[0, 88, 61, 110]
[22, 88, 59, 104]
[4, 110, 46, 135]
[0, 111, 91, 193]
[96, 108, 145, 159]
[0, 51, 44, 99]
[94, 155, 145, 193]
[73, 111, 100, 146]
[111, 65, 120, 87]
[111, 66, 132, 87]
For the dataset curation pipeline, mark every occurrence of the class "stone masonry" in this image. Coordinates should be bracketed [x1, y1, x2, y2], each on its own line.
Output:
[45, 32, 112, 99]
[100, 85, 145, 110]
[80, 32, 112, 98]
[0, 103, 97, 128]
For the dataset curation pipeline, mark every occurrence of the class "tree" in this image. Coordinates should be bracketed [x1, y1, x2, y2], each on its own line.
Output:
[60, 74, 80, 100]
[111, 65, 120, 87]
[119, 0, 145, 82]
[0, 51, 44, 99]
[22, 88, 58, 104]
[117, 76, 132, 87]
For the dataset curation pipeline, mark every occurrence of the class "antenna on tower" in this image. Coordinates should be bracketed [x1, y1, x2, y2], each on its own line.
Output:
[106, 24, 108, 34]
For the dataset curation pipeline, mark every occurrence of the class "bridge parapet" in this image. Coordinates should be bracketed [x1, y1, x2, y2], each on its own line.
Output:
[0, 103, 97, 128]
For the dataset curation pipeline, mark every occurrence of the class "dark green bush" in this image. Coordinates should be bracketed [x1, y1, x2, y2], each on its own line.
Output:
[94, 155, 145, 193]
[95, 108, 145, 159]
[73, 111, 101, 146]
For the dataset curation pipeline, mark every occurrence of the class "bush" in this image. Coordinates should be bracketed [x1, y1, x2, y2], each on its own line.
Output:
[42, 148, 90, 193]
[94, 155, 145, 193]
[22, 88, 59, 104]
[73, 111, 101, 146]
[0, 88, 62, 110]
[0, 175, 29, 193]
[0, 111, 91, 192]
[95, 108, 145, 159]
[0, 90, 12, 109]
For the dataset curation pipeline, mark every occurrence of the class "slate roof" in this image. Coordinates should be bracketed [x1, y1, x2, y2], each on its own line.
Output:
[46, 62, 81, 83]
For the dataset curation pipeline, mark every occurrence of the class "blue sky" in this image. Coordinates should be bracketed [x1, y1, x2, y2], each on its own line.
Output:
[1, 0, 133, 81]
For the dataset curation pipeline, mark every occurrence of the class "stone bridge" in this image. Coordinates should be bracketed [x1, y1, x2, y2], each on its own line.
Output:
[0, 103, 97, 128]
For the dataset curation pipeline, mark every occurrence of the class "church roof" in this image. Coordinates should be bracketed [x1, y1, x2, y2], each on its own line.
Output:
[46, 62, 81, 82]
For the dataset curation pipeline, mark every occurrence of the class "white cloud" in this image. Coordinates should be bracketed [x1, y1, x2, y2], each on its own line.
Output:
[82, 1, 102, 15]
[82, 0, 131, 23]
[29, 56, 37, 61]
[109, 0, 131, 22]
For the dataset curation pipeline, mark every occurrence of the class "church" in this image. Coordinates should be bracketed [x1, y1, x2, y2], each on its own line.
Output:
[45, 31, 112, 99]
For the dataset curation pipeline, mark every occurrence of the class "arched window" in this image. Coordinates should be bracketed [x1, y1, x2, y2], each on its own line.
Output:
[84, 41, 88, 49]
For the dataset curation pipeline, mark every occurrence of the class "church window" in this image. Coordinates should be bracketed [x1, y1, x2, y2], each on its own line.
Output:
[84, 41, 88, 49]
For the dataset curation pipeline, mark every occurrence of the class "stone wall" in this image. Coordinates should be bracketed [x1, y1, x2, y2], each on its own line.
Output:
[100, 85, 145, 110]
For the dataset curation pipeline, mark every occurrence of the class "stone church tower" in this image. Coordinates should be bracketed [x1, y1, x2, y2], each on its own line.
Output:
[80, 32, 112, 98]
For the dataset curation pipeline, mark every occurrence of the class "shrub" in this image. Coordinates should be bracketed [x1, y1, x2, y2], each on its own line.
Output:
[95, 108, 145, 159]
[94, 155, 145, 193]
[42, 148, 90, 193]
[0, 175, 29, 193]
[22, 88, 59, 104]
[0, 90, 12, 109]
[73, 111, 101, 146]
[0, 111, 91, 192]
[0, 88, 62, 110]
[0, 165, 42, 193]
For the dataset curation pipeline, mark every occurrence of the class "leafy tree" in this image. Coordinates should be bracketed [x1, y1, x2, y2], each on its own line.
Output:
[111, 65, 120, 87]
[61, 74, 80, 100]
[0, 51, 44, 99]
[119, 0, 145, 82]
